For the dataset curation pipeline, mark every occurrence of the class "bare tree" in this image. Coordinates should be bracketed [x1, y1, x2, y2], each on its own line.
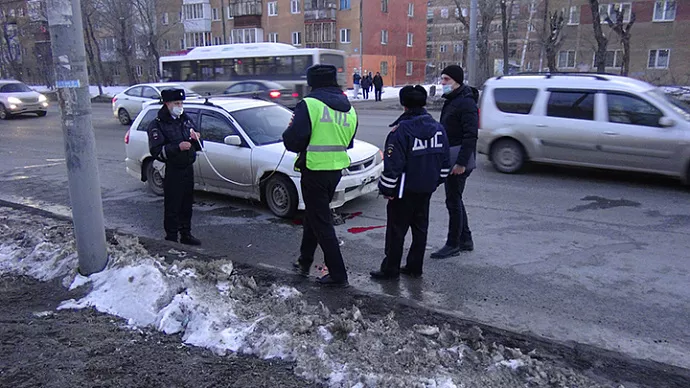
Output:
[500, 0, 515, 75]
[453, 0, 501, 84]
[0, 8, 24, 80]
[543, 9, 565, 72]
[82, 0, 105, 95]
[94, 0, 138, 84]
[588, 0, 608, 73]
[605, 6, 635, 76]
[133, 0, 179, 81]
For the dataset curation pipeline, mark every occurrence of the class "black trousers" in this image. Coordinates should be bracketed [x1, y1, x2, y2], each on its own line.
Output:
[298, 169, 347, 282]
[362, 88, 369, 99]
[163, 164, 194, 237]
[444, 171, 472, 247]
[374, 88, 382, 101]
[379, 192, 432, 275]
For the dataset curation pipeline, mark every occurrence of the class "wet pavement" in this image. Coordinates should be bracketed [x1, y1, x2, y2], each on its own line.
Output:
[1, 104, 690, 377]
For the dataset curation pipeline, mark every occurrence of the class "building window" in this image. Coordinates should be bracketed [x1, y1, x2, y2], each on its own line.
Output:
[408, 3, 414, 17]
[441, 8, 449, 18]
[406, 61, 413, 76]
[440, 44, 447, 53]
[593, 50, 623, 68]
[557, 50, 576, 68]
[292, 31, 302, 46]
[180, 39, 185, 50]
[381, 61, 388, 76]
[268, 32, 278, 42]
[268, 1, 278, 16]
[227, 6, 233, 19]
[599, 3, 631, 23]
[291, 0, 300, 14]
[454, 25, 461, 34]
[185, 32, 213, 48]
[163, 39, 170, 50]
[407, 32, 413, 47]
[381, 0, 388, 13]
[214, 36, 222, 45]
[231, 28, 262, 44]
[340, 0, 350, 10]
[648, 49, 670, 68]
[161, 13, 169, 25]
[136, 65, 143, 77]
[339, 29, 351, 43]
[454, 43, 462, 53]
[653, 1, 676, 21]
[568, 6, 580, 25]
[212, 8, 219, 20]
[184, 4, 205, 20]
[381, 29, 388, 45]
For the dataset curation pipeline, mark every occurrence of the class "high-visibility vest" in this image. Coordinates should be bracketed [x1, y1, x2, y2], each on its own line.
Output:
[301, 97, 357, 171]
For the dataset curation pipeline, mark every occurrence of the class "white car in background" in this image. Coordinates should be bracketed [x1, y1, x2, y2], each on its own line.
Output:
[0, 80, 49, 120]
[124, 97, 383, 218]
[112, 83, 200, 125]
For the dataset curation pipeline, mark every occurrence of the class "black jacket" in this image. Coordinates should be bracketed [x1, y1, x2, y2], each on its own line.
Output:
[440, 85, 479, 168]
[147, 105, 199, 168]
[373, 75, 383, 89]
[282, 87, 357, 170]
[378, 108, 450, 197]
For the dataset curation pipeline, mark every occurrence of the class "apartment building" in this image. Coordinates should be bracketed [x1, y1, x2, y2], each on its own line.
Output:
[426, 0, 544, 84]
[549, 0, 687, 85]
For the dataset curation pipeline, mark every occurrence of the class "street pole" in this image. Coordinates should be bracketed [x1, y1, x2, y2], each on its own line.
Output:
[221, 0, 227, 44]
[359, 0, 363, 74]
[468, 0, 478, 86]
[46, 0, 108, 275]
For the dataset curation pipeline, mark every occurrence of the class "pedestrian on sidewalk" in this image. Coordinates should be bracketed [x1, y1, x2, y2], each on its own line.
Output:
[352, 69, 362, 99]
[283, 64, 358, 287]
[373, 72, 384, 101]
[361, 72, 372, 100]
[370, 85, 450, 280]
[147, 89, 202, 246]
[431, 65, 479, 259]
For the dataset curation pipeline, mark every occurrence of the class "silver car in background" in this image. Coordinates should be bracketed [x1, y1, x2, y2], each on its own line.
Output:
[0, 80, 49, 120]
[112, 83, 200, 125]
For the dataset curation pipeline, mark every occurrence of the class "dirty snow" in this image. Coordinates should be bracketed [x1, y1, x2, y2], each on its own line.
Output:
[0, 208, 615, 388]
[347, 84, 440, 101]
[29, 85, 127, 98]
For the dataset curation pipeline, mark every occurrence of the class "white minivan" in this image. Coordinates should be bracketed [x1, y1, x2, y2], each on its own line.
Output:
[477, 73, 690, 184]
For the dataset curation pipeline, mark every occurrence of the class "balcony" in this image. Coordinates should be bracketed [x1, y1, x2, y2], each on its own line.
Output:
[305, 8, 337, 22]
[229, 0, 262, 28]
[182, 1, 212, 32]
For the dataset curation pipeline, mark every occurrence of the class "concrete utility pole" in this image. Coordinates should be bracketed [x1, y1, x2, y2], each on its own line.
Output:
[221, 0, 227, 44]
[359, 0, 363, 74]
[46, 0, 108, 275]
[468, 0, 478, 86]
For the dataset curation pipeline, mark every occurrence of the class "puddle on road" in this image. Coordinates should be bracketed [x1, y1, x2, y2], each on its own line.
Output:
[568, 195, 641, 212]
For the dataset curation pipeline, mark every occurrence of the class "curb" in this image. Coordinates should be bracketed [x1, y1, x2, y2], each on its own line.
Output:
[1, 199, 688, 388]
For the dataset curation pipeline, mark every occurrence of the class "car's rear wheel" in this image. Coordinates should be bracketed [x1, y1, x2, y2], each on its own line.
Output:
[144, 159, 165, 196]
[263, 174, 298, 218]
[0, 104, 12, 120]
[118, 108, 131, 125]
[37, 111, 47, 117]
[490, 138, 526, 173]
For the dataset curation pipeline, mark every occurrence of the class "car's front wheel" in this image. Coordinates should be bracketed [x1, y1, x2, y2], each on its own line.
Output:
[144, 159, 165, 196]
[263, 174, 298, 218]
[118, 108, 131, 125]
[490, 138, 526, 173]
[0, 104, 11, 120]
[37, 111, 47, 117]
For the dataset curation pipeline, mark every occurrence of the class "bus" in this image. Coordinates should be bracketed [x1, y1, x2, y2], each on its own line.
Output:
[159, 43, 347, 97]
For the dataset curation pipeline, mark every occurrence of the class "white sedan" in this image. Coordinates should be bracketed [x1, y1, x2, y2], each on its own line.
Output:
[124, 97, 383, 218]
[113, 83, 200, 125]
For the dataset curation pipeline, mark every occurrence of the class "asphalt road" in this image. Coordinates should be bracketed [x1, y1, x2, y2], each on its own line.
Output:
[1, 103, 689, 372]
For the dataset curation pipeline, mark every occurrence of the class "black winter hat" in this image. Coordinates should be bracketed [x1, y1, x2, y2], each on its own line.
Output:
[399, 85, 427, 108]
[441, 65, 465, 84]
[307, 64, 339, 89]
[161, 88, 185, 102]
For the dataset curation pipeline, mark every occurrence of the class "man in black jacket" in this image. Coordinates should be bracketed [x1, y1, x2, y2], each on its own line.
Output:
[370, 86, 450, 280]
[373, 72, 384, 101]
[431, 65, 478, 259]
[147, 89, 202, 245]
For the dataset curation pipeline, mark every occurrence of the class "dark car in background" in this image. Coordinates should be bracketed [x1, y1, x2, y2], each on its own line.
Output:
[223, 81, 299, 109]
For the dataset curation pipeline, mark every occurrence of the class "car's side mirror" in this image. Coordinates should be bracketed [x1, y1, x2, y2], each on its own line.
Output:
[224, 135, 242, 146]
[659, 117, 676, 127]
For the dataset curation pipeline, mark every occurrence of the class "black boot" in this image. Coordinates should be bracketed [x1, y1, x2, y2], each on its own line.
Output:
[180, 233, 201, 246]
[430, 245, 461, 259]
[369, 270, 400, 280]
[165, 234, 178, 243]
[292, 260, 310, 277]
[400, 266, 422, 278]
[316, 274, 349, 287]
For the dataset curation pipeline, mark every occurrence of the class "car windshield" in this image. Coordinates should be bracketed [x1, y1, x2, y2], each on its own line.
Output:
[648, 88, 690, 121]
[231, 105, 292, 146]
[1, 83, 33, 93]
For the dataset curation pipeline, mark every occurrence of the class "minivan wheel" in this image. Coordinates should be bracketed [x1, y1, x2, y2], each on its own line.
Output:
[263, 174, 298, 218]
[144, 159, 165, 196]
[118, 108, 131, 125]
[490, 138, 525, 173]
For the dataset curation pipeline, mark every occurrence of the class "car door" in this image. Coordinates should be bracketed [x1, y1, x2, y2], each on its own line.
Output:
[598, 92, 680, 173]
[139, 87, 160, 116]
[224, 83, 249, 97]
[183, 109, 204, 185]
[534, 89, 605, 164]
[195, 109, 254, 195]
[121, 86, 145, 116]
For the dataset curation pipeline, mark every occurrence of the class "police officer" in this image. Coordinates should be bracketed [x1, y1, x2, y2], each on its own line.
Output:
[370, 85, 450, 280]
[147, 88, 202, 246]
[283, 64, 357, 287]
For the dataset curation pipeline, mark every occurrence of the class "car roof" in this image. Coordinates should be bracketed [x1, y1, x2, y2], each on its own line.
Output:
[143, 97, 276, 113]
[485, 73, 656, 94]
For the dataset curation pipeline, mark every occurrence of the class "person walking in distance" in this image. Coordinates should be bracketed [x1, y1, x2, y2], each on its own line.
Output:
[370, 85, 450, 280]
[361, 72, 372, 100]
[283, 64, 358, 287]
[373, 72, 384, 101]
[352, 69, 362, 99]
[431, 65, 479, 259]
[147, 89, 202, 245]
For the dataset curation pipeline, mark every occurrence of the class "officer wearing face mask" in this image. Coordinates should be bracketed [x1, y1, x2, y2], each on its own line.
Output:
[147, 88, 202, 245]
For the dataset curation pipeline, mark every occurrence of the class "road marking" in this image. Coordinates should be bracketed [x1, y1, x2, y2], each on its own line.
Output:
[23, 162, 63, 169]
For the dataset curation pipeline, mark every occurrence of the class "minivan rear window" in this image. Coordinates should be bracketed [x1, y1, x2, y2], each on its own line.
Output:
[493, 88, 538, 114]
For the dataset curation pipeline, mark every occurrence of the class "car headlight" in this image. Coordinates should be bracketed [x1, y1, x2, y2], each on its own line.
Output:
[374, 149, 384, 165]
[7, 97, 21, 104]
[38, 94, 47, 102]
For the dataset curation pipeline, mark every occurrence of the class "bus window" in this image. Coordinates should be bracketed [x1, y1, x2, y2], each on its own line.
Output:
[320, 54, 344, 73]
[275, 56, 294, 75]
[255, 57, 275, 75]
[293, 55, 313, 76]
[235, 58, 255, 76]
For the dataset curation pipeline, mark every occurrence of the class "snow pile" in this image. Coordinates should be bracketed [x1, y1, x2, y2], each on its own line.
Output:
[0, 208, 615, 388]
[29, 85, 128, 98]
[347, 84, 440, 101]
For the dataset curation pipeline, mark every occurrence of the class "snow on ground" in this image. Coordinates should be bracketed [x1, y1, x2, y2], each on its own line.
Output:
[347, 84, 441, 101]
[0, 208, 614, 388]
[29, 85, 128, 99]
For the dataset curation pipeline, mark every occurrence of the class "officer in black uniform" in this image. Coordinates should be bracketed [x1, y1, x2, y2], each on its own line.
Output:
[147, 89, 202, 245]
[370, 85, 450, 280]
